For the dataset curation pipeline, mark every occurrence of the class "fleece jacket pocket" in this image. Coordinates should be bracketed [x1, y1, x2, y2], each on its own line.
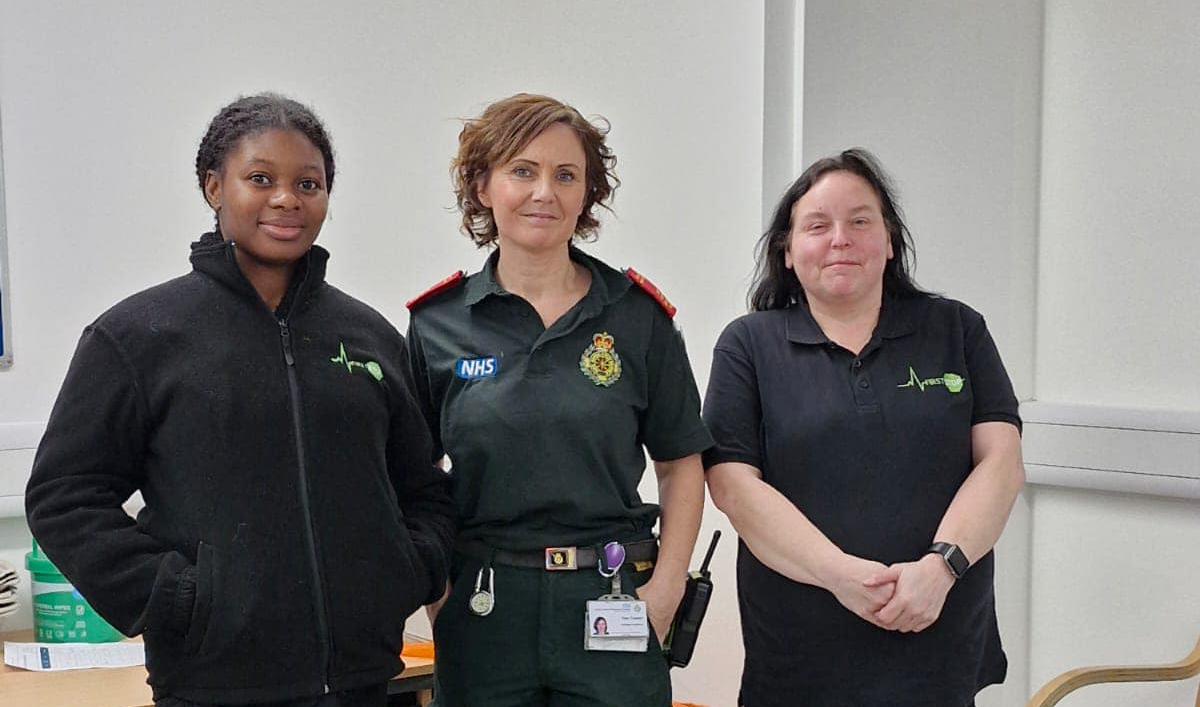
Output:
[183, 541, 216, 655]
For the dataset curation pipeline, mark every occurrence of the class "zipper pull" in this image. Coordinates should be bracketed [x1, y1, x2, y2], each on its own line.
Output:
[278, 319, 295, 366]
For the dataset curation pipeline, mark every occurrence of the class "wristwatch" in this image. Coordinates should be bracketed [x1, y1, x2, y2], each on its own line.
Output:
[927, 542, 969, 579]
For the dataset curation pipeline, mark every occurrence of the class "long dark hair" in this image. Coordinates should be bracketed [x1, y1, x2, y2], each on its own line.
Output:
[749, 148, 927, 311]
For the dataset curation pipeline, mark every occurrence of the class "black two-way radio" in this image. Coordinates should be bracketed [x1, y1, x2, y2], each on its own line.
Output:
[665, 529, 721, 668]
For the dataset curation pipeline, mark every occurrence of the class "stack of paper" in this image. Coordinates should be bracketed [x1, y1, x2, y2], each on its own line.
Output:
[0, 559, 18, 627]
[4, 640, 146, 671]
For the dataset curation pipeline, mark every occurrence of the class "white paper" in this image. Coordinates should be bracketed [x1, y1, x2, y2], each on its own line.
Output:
[3, 641, 145, 671]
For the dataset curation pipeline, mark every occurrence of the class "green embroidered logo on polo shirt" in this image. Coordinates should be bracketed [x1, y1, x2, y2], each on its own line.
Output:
[330, 342, 384, 382]
[897, 366, 963, 393]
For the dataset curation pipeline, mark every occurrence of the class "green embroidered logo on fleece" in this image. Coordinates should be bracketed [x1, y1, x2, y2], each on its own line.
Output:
[330, 342, 384, 381]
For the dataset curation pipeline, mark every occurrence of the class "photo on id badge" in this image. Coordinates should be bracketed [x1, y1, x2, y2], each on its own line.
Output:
[585, 599, 649, 652]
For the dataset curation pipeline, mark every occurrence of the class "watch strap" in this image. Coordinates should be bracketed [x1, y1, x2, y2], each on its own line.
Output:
[927, 542, 969, 579]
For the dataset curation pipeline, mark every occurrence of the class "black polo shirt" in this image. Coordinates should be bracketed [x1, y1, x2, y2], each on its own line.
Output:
[702, 294, 1020, 707]
[407, 247, 712, 551]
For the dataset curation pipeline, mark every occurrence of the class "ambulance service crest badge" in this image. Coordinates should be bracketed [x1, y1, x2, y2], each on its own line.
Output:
[579, 332, 622, 387]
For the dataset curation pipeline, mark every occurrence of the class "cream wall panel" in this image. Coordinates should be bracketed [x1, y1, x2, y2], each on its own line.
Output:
[1037, 0, 1200, 409]
[1028, 487, 1200, 707]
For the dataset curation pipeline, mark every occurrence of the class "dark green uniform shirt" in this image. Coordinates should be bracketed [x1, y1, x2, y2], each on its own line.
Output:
[407, 247, 712, 551]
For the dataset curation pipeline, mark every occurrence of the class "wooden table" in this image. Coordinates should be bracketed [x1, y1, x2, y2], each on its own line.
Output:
[1, 630, 434, 707]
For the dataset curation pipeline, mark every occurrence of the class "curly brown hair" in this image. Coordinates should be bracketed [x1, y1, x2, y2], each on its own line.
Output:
[452, 93, 619, 247]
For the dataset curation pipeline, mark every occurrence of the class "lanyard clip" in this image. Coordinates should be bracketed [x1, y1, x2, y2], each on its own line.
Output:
[597, 541, 625, 577]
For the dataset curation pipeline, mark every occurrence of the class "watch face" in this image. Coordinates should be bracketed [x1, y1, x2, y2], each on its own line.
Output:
[468, 590, 494, 616]
[930, 542, 968, 578]
[940, 542, 969, 576]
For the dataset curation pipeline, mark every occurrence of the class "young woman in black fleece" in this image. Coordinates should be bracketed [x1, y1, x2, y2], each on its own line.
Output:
[25, 93, 455, 707]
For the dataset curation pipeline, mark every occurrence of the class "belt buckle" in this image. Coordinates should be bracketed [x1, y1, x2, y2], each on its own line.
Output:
[544, 546, 578, 570]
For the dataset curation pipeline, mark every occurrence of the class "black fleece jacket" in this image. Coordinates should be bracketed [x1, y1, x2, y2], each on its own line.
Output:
[26, 233, 454, 703]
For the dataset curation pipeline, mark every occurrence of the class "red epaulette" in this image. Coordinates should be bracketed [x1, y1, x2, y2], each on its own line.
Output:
[624, 268, 677, 319]
[406, 271, 466, 309]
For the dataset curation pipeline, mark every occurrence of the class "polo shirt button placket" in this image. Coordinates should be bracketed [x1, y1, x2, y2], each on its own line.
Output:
[852, 360, 878, 409]
[527, 343, 552, 378]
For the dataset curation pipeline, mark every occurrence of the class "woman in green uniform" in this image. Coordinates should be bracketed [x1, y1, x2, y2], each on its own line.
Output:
[405, 93, 712, 707]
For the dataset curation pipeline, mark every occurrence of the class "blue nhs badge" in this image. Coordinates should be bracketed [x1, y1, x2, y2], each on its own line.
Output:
[456, 356, 497, 379]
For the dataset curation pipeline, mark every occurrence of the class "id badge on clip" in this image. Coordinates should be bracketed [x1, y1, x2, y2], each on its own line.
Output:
[585, 542, 649, 653]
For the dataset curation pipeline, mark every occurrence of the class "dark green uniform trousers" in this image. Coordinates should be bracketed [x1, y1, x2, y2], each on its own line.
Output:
[432, 555, 671, 707]
[155, 684, 387, 707]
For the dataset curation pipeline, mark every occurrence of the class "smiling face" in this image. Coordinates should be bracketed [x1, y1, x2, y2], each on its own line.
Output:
[477, 122, 588, 256]
[785, 170, 894, 309]
[203, 128, 329, 275]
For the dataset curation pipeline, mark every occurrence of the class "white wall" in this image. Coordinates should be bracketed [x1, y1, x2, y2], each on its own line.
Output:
[0, 2, 763, 704]
[1025, 2, 1200, 705]
[1030, 488, 1200, 707]
[1038, 0, 1200, 409]
[0, 0, 762, 426]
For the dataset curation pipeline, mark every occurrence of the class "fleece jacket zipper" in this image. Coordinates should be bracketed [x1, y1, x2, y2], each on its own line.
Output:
[279, 317, 333, 695]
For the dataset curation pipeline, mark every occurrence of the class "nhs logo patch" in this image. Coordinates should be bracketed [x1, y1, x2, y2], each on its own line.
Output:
[456, 356, 498, 379]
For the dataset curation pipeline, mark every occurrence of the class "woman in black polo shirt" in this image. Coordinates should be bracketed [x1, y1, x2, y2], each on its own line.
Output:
[703, 148, 1025, 707]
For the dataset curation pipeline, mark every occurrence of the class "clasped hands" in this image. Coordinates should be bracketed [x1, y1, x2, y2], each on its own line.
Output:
[828, 553, 955, 634]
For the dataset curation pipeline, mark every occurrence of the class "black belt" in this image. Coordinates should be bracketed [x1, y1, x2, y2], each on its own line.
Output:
[457, 538, 658, 571]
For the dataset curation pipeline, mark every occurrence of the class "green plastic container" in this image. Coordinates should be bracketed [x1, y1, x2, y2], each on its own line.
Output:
[25, 539, 123, 642]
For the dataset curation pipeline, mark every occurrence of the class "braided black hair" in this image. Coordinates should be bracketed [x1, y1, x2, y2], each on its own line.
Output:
[195, 93, 336, 207]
